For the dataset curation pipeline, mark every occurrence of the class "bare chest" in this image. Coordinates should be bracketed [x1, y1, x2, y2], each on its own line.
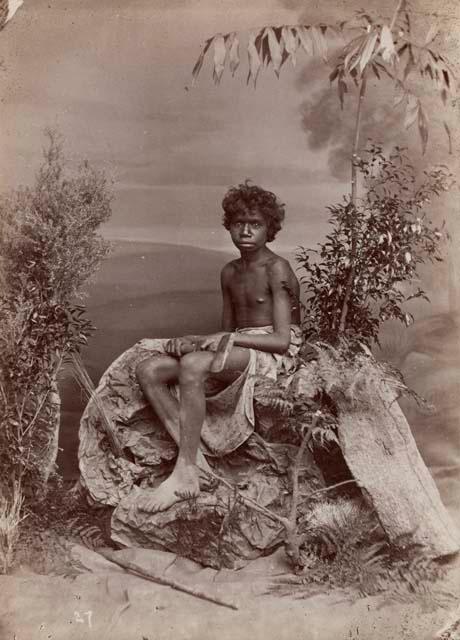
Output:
[229, 268, 272, 309]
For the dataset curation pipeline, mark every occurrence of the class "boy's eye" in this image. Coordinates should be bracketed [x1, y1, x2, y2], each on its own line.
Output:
[232, 222, 262, 229]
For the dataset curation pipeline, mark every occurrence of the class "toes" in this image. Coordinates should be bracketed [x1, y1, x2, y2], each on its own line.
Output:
[175, 489, 198, 500]
[139, 481, 198, 514]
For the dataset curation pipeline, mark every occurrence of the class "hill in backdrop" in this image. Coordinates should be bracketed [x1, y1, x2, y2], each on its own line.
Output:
[80, 240, 232, 374]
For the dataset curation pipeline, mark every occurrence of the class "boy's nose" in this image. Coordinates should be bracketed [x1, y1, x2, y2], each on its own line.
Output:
[241, 223, 251, 236]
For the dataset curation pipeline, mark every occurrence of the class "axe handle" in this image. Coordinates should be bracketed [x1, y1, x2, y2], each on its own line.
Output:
[209, 332, 235, 373]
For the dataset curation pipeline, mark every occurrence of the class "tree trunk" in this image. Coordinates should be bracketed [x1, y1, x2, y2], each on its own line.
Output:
[41, 375, 61, 484]
[333, 383, 459, 557]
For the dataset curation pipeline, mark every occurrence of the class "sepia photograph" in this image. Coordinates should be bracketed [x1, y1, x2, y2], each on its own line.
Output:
[0, 1, 459, 638]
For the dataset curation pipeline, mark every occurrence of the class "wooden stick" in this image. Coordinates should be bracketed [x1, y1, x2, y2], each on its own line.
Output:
[289, 421, 315, 524]
[99, 549, 239, 611]
[204, 468, 289, 528]
[301, 478, 358, 500]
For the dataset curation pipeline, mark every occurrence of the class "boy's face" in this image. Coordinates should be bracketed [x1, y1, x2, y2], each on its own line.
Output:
[229, 209, 268, 253]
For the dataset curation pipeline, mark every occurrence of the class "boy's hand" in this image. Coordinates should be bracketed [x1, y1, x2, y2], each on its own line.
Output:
[200, 332, 232, 352]
[166, 336, 200, 357]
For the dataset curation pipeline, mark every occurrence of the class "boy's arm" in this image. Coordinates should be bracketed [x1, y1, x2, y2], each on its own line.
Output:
[167, 265, 235, 357]
[220, 263, 235, 331]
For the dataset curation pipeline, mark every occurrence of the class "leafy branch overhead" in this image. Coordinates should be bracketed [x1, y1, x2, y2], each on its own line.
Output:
[192, 3, 456, 154]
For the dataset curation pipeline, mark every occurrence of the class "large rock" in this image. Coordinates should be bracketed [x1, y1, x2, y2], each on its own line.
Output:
[78, 339, 323, 569]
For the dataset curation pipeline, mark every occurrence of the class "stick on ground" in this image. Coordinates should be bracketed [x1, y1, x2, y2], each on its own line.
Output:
[99, 549, 239, 611]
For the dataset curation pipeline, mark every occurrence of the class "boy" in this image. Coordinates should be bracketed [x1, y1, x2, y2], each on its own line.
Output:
[136, 181, 301, 512]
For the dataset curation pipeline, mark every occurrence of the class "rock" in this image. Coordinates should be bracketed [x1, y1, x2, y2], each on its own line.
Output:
[78, 339, 324, 569]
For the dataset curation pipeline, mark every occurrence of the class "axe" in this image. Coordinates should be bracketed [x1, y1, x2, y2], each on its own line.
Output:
[209, 332, 235, 373]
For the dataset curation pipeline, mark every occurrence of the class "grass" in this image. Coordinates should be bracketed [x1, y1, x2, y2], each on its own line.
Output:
[0, 481, 25, 574]
[11, 475, 115, 576]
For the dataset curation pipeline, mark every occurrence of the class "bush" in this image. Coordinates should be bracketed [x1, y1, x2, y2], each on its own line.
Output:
[0, 129, 112, 501]
[297, 144, 452, 345]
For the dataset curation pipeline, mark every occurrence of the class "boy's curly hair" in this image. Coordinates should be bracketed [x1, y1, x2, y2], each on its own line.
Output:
[221, 180, 285, 242]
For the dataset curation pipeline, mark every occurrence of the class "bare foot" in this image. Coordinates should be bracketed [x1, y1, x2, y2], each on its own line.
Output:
[140, 466, 200, 513]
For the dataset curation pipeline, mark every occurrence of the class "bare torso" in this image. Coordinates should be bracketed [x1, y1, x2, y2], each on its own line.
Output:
[225, 250, 300, 329]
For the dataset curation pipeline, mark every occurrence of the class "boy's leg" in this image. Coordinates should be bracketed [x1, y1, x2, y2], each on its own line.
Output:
[139, 346, 251, 513]
[136, 355, 180, 442]
[136, 355, 210, 470]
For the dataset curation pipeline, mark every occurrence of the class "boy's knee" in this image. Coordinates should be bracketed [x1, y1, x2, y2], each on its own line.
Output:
[136, 357, 153, 384]
[179, 352, 210, 384]
[136, 356, 165, 385]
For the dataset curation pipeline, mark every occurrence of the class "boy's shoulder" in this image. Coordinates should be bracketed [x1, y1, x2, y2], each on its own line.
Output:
[220, 259, 238, 282]
[221, 258, 239, 273]
[264, 252, 295, 276]
[221, 253, 293, 274]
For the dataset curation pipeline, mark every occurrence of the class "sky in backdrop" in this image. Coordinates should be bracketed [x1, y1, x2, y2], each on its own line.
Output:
[0, 0, 459, 256]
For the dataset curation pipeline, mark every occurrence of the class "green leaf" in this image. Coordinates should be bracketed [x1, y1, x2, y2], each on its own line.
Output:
[338, 78, 348, 109]
[297, 26, 314, 56]
[404, 312, 414, 326]
[424, 24, 438, 46]
[329, 66, 339, 83]
[343, 36, 365, 72]
[310, 25, 328, 62]
[403, 95, 419, 130]
[228, 32, 240, 76]
[282, 26, 298, 67]
[254, 29, 264, 56]
[393, 82, 406, 107]
[260, 32, 271, 65]
[1, 0, 24, 30]
[266, 27, 283, 76]
[358, 32, 378, 75]
[247, 31, 262, 86]
[379, 25, 397, 65]
[212, 34, 227, 84]
[371, 63, 381, 79]
[192, 38, 212, 83]
[403, 45, 415, 80]
[443, 121, 452, 154]
[441, 68, 450, 89]
[417, 104, 429, 154]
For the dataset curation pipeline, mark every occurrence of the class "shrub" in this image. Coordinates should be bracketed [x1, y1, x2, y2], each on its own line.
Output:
[0, 129, 112, 501]
[297, 144, 452, 345]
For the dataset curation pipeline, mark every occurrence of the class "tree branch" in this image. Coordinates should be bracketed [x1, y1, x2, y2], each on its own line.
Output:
[338, 74, 367, 336]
